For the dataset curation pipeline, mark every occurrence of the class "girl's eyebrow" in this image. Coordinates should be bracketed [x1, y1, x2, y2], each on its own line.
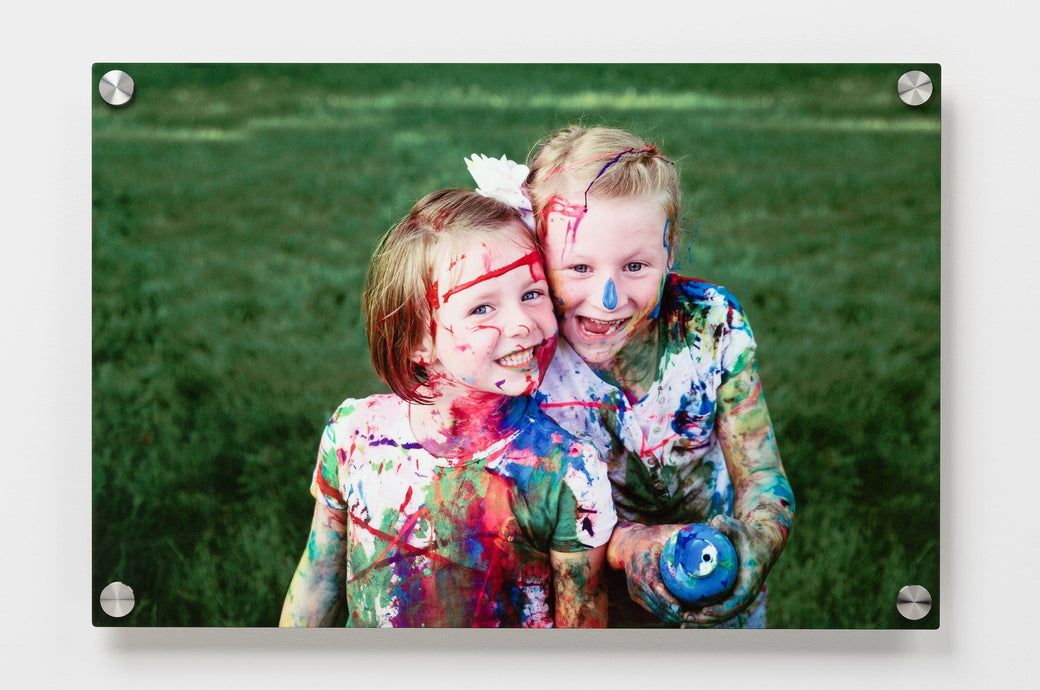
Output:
[440, 250, 542, 305]
[559, 248, 659, 264]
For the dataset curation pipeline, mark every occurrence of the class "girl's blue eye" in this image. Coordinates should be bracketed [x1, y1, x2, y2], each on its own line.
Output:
[572, 264, 590, 274]
[522, 290, 542, 301]
[626, 262, 644, 272]
[471, 305, 491, 316]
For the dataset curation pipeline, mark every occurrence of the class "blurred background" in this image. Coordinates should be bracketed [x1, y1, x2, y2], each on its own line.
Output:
[92, 63, 939, 628]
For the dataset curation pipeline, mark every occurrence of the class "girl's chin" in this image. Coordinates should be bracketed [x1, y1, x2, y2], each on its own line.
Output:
[565, 330, 623, 366]
[566, 312, 657, 363]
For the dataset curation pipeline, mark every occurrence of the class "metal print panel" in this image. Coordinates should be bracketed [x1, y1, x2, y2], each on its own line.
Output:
[91, 63, 940, 629]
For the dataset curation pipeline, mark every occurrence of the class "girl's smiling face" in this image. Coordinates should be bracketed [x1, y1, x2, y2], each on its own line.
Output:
[418, 231, 558, 398]
[541, 194, 670, 367]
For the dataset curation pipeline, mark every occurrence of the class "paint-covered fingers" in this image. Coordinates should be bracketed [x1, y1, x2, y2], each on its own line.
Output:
[612, 522, 688, 623]
[647, 563, 687, 623]
[681, 514, 771, 627]
[625, 549, 686, 623]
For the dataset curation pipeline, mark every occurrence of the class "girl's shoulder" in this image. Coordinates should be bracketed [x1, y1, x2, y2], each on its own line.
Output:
[665, 273, 746, 314]
[318, 394, 418, 465]
[325, 393, 405, 432]
[509, 398, 606, 471]
[512, 400, 617, 541]
[660, 274, 756, 373]
[662, 273, 750, 335]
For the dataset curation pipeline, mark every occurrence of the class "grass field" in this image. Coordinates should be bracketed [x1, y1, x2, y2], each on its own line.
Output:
[92, 63, 940, 628]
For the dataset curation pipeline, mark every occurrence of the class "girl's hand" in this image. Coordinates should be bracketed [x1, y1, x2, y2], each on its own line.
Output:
[680, 514, 774, 628]
[607, 521, 688, 623]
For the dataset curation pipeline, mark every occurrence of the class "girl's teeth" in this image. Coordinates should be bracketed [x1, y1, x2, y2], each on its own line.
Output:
[580, 317, 624, 336]
[499, 349, 534, 367]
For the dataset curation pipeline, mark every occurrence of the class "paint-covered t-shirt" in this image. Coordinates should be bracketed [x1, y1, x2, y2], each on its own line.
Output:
[537, 274, 756, 527]
[536, 275, 761, 627]
[310, 394, 617, 628]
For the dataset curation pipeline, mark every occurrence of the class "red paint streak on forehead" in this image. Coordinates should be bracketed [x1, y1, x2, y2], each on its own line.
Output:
[479, 244, 495, 272]
[440, 250, 543, 304]
[426, 250, 468, 310]
[540, 196, 588, 220]
[539, 196, 588, 258]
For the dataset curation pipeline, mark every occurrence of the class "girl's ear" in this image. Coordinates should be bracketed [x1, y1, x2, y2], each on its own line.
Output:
[665, 218, 678, 271]
[410, 332, 434, 367]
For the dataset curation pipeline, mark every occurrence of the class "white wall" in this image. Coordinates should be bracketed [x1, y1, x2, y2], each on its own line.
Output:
[4, 3, 1035, 687]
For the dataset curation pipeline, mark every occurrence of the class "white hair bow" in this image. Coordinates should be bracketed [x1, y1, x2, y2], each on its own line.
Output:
[465, 154, 535, 231]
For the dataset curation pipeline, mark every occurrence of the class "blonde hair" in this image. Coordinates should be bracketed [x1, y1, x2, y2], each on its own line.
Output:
[525, 125, 681, 248]
[362, 189, 531, 404]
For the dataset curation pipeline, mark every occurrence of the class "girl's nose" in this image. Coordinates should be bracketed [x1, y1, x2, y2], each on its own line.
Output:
[601, 278, 618, 311]
[506, 305, 536, 338]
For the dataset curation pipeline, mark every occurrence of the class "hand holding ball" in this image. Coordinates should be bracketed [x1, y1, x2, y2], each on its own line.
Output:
[659, 524, 738, 606]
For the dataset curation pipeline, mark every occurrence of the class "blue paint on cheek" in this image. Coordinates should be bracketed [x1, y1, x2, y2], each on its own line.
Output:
[602, 279, 618, 310]
[663, 218, 674, 269]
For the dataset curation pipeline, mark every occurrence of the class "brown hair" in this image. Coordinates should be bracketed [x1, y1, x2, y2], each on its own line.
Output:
[525, 125, 681, 249]
[362, 189, 530, 404]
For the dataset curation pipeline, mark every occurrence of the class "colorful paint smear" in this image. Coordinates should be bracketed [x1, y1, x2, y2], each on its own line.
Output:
[536, 274, 793, 627]
[539, 196, 588, 263]
[440, 250, 542, 305]
[306, 394, 616, 627]
[602, 278, 618, 310]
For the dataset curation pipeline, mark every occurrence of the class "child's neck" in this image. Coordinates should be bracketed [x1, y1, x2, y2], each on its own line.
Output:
[594, 320, 661, 403]
[409, 384, 524, 459]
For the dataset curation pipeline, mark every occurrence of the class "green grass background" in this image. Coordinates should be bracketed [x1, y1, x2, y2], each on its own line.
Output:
[91, 63, 940, 628]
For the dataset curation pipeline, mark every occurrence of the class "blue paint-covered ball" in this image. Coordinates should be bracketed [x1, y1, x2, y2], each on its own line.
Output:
[659, 524, 738, 606]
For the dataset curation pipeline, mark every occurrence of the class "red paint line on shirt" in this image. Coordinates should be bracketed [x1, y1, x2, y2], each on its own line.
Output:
[539, 400, 618, 411]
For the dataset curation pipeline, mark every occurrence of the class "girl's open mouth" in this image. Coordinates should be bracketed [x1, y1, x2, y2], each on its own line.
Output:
[577, 316, 628, 338]
[497, 346, 537, 368]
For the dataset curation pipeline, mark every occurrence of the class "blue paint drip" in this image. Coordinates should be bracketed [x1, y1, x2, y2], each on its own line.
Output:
[582, 146, 674, 207]
[654, 218, 672, 317]
[602, 279, 618, 310]
[663, 218, 678, 271]
[583, 149, 631, 207]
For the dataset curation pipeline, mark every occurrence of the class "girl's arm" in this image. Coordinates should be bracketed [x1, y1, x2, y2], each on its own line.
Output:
[279, 500, 350, 627]
[550, 545, 608, 627]
[683, 360, 795, 627]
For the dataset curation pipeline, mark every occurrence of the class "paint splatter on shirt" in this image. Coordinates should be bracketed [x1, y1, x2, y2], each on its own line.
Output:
[536, 274, 765, 627]
[310, 394, 617, 628]
[538, 274, 755, 525]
